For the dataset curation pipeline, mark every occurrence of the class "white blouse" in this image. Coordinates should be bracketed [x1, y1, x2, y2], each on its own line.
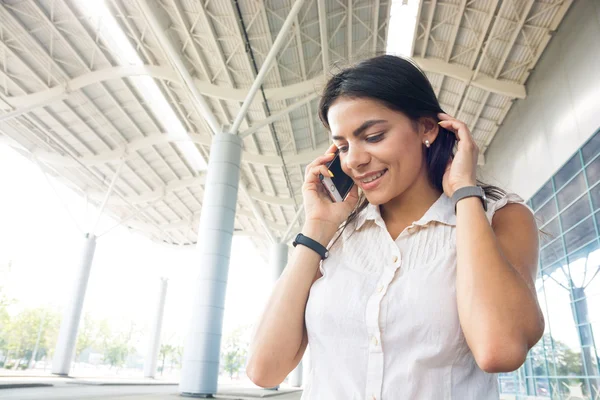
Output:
[303, 193, 526, 400]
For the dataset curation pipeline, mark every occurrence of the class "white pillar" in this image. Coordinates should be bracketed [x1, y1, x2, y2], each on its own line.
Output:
[270, 243, 303, 387]
[270, 243, 288, 282]
[179, 133, 242, 396]
[289, 362, 303, 387]
[52, 233, 96, 375]
[144, 278, 168, 378]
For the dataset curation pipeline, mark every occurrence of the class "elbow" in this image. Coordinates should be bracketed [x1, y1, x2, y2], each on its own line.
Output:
[473, 338, 530, 374]
[246, 356, 284, 389]
[475, 314, 545, 374]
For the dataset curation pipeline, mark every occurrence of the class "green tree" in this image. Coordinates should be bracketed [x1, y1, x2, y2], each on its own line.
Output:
[221, 326, 249, 380]
[159, 344, 176, 374]
[102, 321, 138, 369]
[75, 313, 102, 361]
[0, 307, 60, 369]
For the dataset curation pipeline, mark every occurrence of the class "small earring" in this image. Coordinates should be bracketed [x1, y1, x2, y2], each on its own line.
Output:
[424, 140, 431, 148]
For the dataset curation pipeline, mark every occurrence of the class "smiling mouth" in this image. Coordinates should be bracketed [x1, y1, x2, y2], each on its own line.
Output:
[360, 169, 387, 184]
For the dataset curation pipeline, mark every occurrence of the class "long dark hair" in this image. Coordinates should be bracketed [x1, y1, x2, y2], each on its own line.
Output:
[318, 55, 505, 231]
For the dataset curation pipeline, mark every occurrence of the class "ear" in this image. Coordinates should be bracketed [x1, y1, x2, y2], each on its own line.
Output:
[419, 117, 440, 144]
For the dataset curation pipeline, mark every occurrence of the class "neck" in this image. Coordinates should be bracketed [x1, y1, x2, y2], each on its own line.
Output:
[380, 171, 442, 231]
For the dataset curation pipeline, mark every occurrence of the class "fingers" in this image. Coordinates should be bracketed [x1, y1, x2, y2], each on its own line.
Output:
[305, 162, 333, 184]
[438, 113, 478, 153]
[305, 151, 336, 181]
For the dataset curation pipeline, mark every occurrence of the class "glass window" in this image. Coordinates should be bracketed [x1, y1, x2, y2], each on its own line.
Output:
[586, 156, 600, 187]
[582, 130, 600, 164]
[541, 238, 565, 268]
[555, 154, 583, 190]
[568, 238, 600, 267]
[591, 184, 600, 211]
[561, 195, 592, 232]
[591, 321, 600, 356]
[535, 197, 558, 226]
[564, 216, 596, 254]
[530, 342, 549, 376]
[531, 180, 554, 211]
[557, 172, 587, 210]
[534, 377, 551, 397]
[540, 218, 560, 247]
[502, 130, 600, 397]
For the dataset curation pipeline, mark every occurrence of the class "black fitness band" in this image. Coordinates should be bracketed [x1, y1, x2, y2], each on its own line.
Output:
[293, 233, 329, 260]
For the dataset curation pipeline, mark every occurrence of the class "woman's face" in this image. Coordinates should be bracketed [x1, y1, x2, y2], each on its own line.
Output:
[328, 97, 429, 205]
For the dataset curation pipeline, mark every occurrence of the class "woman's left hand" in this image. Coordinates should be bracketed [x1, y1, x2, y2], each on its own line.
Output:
[438, 113, 479, 197]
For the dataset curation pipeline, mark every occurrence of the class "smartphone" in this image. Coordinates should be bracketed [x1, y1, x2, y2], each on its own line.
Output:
[319, 151, 354, 202]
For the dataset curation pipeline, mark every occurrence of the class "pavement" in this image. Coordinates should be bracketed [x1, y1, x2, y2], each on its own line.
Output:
[0, 376, 303, 399]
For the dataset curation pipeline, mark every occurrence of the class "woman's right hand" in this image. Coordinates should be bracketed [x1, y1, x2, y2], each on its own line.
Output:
[301, 144, 359, 244]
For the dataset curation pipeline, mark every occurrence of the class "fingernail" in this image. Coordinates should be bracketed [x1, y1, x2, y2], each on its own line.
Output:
[438, 121, 444, 125]
[327, 153, 335, 157]
[328, 170, 334, 177]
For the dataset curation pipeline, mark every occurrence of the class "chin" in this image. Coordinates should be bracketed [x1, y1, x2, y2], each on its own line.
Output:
[363, 191, 391, 206]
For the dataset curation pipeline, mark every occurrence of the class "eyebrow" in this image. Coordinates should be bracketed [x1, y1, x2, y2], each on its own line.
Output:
[331, 119, 388, 141]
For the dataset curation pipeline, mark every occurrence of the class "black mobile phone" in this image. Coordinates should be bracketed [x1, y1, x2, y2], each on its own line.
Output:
[319, 151, 354, 202]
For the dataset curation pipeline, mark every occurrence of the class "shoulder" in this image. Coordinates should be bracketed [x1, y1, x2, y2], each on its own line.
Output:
[487, 193, 536, 230]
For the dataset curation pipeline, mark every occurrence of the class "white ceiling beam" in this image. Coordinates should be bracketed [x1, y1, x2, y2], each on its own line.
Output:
[317, 0, 330, 73]
[347, 0, 353, 58]
[455, 0, 500, 124]
[420, 0, 437, 57]
[412, 56, 526, 99]
[493, 0, 536, 79]
[444, 0, 467, 62]
[0, 2, 184, 231]
[28, 132, 330, 168]
[231, 0, 306, 134]
[294, 14, 318, 149]
[128, 209, 300, 238]
[239, 93, 319, 139]
[0, 66, 327, 117]
[138, 0, 220, 135]
[371, 0, 380, 52]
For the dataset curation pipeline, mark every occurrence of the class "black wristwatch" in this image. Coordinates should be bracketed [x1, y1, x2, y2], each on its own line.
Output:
[293, 233, 329, 260]
[452, 186, 488, 214]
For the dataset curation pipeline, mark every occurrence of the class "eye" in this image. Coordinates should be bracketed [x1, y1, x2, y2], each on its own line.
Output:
[366, 133, 384, 143]
[337, 145, 349, 153]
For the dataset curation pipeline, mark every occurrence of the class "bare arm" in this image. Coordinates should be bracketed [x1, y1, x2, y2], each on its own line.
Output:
[245, 224, 327, 388]
[246, 145, 358, 387]
[456, 197, 544, 373]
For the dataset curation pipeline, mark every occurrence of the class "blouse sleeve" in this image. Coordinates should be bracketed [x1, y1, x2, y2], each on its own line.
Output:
[485, 192, 533, 225]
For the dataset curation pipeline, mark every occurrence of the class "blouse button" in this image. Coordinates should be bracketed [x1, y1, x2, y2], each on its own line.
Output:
[392, 255, 398, 263]
[371, 336, 379, 346]
[377, 285, 384, 293]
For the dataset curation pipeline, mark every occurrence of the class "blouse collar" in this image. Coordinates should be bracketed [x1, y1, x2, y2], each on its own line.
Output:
[353, 194, 457, 231]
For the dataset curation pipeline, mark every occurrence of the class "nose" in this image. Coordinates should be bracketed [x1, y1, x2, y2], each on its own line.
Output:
[344, 144, 370, 172]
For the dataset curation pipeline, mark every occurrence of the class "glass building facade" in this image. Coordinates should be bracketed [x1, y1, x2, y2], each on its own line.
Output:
[498, 129, 600, 399]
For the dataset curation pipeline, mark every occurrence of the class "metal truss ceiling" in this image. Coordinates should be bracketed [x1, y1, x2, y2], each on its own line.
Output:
[0, 0, 391, 255]
[412, 0, 572, 156]
[0, 0, 572, 254]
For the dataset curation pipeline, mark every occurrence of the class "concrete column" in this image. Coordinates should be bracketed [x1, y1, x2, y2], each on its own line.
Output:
[179, 133, 242, 396]
[270, 243, 303, 387]
[52, 233, 96, 375]
[270, 243, 288, 281]
[289, 362, 303, 387]
[144, 278, 168, 378]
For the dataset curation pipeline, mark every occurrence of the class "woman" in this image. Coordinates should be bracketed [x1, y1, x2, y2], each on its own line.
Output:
[246, 55, 544, 399]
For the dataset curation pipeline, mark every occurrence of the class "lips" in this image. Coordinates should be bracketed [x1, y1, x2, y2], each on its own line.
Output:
[357, 169, 388, 190]
[362, 170, 386, 183]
